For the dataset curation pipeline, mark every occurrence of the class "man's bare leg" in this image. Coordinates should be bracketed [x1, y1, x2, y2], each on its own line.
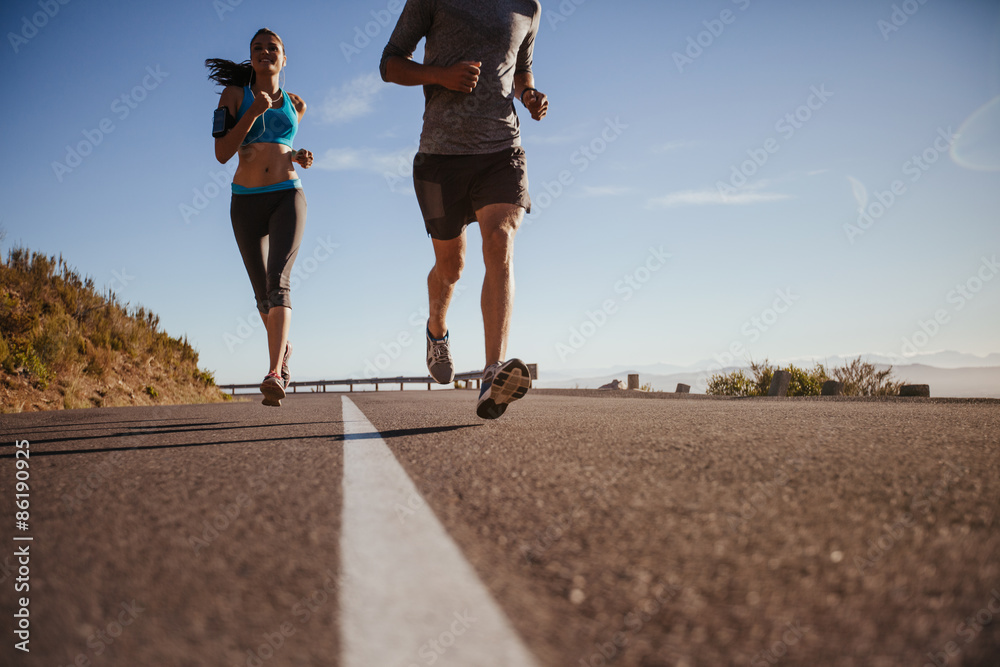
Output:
[427, 233, 466, 339]
[478, 203, 524, 368]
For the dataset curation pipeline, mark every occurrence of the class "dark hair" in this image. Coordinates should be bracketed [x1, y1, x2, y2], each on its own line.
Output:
[205, 28, 284, 88]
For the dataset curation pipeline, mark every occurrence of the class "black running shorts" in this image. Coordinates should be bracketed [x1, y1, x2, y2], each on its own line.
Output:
[412, 147, 531, 241]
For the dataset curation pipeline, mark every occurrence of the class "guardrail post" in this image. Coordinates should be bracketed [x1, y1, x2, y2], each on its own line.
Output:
[628, 374, 639, 390]
[675, 383, 690, 393]
[767, 370, 791, 397]
[821, 380, 843, 396]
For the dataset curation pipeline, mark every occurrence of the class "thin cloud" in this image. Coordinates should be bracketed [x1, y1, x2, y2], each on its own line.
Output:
[847, 175, 868, 211]
[647, 188, 792, 208]
[319, 73, 383, 124]
[314, 146, 417, 173]
[651, 140, 693, 154]
[580, 185, 635, 197]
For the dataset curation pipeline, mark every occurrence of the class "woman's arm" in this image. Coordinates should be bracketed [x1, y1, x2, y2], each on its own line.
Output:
[214, 85, 271, 164]
[287, 93, 313, 169]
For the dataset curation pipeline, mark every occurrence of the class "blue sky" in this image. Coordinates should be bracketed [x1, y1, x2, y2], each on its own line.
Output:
[3, 0, 999, 384]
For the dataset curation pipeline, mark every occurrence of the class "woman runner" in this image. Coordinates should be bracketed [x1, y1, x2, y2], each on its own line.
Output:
[206, 28, 313, 406]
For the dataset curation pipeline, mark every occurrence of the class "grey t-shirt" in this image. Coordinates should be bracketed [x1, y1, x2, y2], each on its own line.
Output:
[380, 0, 541, 155]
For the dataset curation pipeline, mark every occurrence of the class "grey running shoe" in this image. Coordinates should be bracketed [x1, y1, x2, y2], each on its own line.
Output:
[426, 325, 455, 384]
[476, 358, 531, 419]
[260, 371, 286, 407]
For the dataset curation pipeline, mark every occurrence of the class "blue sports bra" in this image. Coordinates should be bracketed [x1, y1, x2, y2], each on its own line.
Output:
[236, 85, 298, 147]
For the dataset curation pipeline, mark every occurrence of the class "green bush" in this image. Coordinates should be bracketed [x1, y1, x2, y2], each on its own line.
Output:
[7, 345, 51, 389]
[785, 363, 829, 396]
[707, 357, 900, 397]
[706, 369, 757, 397]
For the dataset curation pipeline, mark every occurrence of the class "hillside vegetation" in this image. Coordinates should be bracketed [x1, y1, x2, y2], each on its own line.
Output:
[1, 246, 227, 412]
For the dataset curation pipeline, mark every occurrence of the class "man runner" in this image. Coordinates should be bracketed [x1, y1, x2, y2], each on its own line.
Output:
[380, 0, 548, 419]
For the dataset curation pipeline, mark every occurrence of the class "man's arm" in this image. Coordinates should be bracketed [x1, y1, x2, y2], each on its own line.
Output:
[384, 56, 482, 93]
[513, 5, 546, 121]
[514, 71, 547, 121]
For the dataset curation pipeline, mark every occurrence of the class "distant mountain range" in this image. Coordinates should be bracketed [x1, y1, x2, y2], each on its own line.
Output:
[536, 351, 1000, 398]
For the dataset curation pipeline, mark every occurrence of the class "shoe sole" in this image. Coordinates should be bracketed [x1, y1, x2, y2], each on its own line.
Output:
[427, 344, 455, 384]
[429, 366, 456, 384]
[477, 359, 531, 420]
[260, 379, 285, 407]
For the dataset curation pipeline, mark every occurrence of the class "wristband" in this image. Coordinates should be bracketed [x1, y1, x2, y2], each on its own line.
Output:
[520, 87, 537, 104]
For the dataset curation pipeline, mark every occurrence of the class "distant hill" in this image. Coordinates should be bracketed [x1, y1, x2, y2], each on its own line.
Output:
[1, 247, 227, 412]
[539, 361, 1000, 398]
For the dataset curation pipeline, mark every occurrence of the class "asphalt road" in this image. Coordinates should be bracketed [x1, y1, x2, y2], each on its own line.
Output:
[1, 390, 999, 667]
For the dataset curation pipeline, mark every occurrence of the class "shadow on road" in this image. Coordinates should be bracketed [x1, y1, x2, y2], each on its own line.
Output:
[1, 423, 482, 458]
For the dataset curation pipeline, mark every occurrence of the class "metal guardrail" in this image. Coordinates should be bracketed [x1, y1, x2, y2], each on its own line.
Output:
[219, 364, 537, 396]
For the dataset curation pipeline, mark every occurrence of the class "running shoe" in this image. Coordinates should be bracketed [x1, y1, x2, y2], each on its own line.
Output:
[426, 324, 455, 384]
[281, 341, 292, 385]
[260, 371, 286, 407]
[476, 358, 531, 420]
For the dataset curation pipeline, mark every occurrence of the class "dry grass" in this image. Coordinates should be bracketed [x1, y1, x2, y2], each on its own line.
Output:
[1, 246, 228, 413]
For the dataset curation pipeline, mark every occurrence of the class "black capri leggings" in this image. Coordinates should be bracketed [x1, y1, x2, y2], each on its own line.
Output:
[230, 188, 307, 313]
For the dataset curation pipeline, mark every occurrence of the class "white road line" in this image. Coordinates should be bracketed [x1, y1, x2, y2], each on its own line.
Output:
[338, 396, 540, 667]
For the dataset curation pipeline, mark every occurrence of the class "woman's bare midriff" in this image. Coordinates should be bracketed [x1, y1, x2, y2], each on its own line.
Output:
[233, 142, 299, 188]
